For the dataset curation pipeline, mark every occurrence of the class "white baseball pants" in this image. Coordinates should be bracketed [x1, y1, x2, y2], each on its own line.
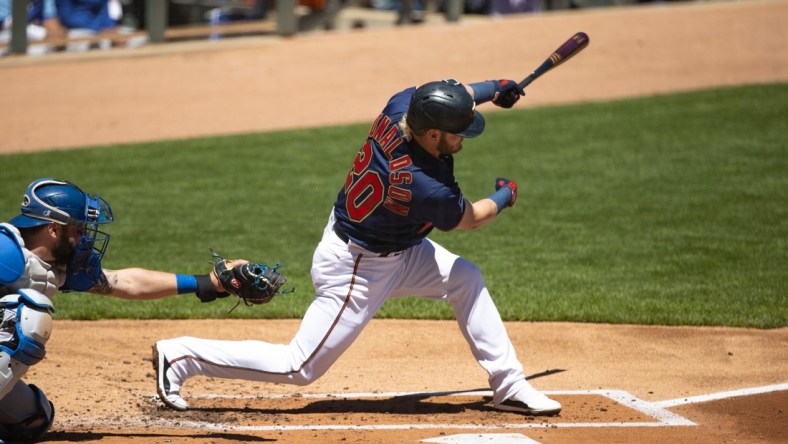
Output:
[158, 212, 530, 405]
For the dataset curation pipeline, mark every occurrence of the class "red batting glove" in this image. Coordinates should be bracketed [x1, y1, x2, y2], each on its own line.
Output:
[495, 177, 518, 208]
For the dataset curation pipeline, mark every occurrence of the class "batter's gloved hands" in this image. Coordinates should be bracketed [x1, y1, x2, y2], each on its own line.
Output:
[210, 248, 293, 311]
[491, 80, 525, 109]
[495, 177, 518, 208]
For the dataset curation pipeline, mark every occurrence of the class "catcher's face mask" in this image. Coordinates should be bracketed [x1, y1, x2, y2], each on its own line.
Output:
[69, 192, 113, 275]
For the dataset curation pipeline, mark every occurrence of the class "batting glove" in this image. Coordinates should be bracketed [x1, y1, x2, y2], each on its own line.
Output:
[492, 80, 525, 109]
[488, 177, 518, 213]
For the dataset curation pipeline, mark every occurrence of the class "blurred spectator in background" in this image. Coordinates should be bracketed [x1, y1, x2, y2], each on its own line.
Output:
[370, 0, 428, 23]
[125, 0, 266, 41]
[205, 0, 267, 39]
[55, 0, 120, 33]
[34, 0, 67, 38]
[0, 0, 67, 55]
[55, 0, 135, 51]
[489, 0, 539, 15]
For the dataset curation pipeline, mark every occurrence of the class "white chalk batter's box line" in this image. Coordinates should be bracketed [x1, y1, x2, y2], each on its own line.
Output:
[129, 382, 786, 432]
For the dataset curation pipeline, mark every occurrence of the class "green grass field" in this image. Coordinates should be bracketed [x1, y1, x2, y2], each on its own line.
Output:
[2, 83, 786, 327]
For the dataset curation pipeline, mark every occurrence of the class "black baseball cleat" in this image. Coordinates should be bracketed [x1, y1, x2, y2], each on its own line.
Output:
[152, 343, 188, 411]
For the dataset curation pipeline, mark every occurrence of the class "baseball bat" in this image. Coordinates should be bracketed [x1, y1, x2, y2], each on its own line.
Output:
[519, 32, 590, 89]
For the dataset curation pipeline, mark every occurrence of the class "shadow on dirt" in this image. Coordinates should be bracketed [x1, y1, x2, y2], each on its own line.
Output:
[142, 369, 567, 424]
[196, 391, 494, 416]
[168, 368, 566, 420]
[43, 431, 273, 442]
[527, 368, 566, 381]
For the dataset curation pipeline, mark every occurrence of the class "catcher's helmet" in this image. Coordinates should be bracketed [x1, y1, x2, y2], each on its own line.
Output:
[9, 178, 113, 228]
[406, 79, 485, 138]
[9, 178, 114, 276]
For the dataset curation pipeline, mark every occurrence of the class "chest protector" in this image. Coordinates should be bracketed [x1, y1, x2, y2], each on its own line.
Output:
[0, 224, 64, 299]
[16, 251, 63, 299]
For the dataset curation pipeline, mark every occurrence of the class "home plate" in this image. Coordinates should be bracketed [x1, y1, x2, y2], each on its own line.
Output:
[422, 433, 540, 443]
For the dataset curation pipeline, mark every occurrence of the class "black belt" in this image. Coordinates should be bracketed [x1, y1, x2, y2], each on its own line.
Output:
[333, 224, 404, 257]
[333, 224, 350, 244]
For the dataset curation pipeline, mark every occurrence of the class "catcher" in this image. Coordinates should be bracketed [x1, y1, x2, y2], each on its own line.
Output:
[0, 178, 285, 443]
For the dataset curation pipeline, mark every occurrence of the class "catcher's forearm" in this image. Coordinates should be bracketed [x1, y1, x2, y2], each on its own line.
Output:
[99, 268, 194, 300]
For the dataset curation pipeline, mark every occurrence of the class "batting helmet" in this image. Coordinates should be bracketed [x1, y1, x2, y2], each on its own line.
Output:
[406, 79, 485, 138]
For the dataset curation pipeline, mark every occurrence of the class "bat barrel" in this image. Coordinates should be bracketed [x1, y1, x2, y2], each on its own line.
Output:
[518, 31, 589, 89]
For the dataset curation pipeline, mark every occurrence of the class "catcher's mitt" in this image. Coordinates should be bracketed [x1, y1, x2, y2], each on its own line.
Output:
[210, 248, 291, 308]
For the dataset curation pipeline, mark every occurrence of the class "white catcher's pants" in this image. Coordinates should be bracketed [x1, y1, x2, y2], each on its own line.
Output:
[158, 212, 531, 405]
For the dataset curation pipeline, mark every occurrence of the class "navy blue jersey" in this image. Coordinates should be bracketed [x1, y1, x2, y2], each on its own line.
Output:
[333, 87, 466, 254]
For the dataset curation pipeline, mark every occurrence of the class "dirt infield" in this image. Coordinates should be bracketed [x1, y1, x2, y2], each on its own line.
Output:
[35, 320, 788, 443]
[1, 1, 787, 443]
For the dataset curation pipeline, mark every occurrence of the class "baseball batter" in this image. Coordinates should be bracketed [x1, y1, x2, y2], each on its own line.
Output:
[154, 79, 561, 416]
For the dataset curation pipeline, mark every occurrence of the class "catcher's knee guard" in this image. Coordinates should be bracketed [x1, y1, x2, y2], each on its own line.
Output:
[0, 384, 55, 442]
[0, 289, 54, 398]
